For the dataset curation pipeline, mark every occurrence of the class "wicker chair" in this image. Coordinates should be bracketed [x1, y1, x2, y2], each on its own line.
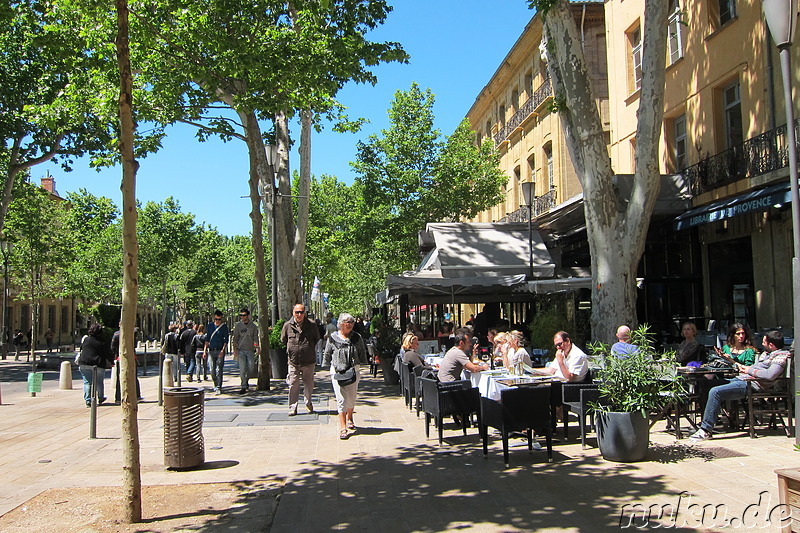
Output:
[480, 385, 554, 466]
[562, 383, 601, 449]
[400, 362, 416, 410]
[743, 359, 794, 438]
[419, 377, 481, 446]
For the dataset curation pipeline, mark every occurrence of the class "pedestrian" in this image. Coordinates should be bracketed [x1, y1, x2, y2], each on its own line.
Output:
[281, 303, 320, 415]
[231, 308, 259, 394]
[112, 322, 142, 403]
[204, 310, 229, 394]
[44, 328, 55, 354]
[77, 323, 113, 407]
[179, 321, 197, 382]
[161, 323, 181, 381]
[13, 329, 23, 361]
[323, 312, 368, 439]
[191, 324, 208, 381]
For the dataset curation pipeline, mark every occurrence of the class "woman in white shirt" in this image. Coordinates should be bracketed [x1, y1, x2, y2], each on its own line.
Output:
[504, 330, 531, 370]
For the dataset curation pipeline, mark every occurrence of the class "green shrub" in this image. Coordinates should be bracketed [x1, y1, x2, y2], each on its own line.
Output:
[269, 319, 286, 349]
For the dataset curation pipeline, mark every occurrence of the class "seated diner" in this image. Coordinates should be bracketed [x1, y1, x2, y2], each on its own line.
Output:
[534, 331, 589, 382]
[438, 328, 489, 382]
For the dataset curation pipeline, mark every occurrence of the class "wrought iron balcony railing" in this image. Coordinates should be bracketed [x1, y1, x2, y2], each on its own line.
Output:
[493, 77, 552, 145]
[684, 118, 800, 196]
[503, 188, 557, 222]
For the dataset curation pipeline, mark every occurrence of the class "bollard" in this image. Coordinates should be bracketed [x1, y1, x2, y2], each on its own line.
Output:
[59, 360, 73, 390]
[89, 366, 98, 439]
[163, 357, 174, 388]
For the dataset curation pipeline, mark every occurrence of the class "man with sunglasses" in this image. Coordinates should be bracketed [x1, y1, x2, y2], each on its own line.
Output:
[232, 308, 259, 394]
[537, 331, 589, 382]
[281, 303, 321, 415]
[204, 310, 230, 394]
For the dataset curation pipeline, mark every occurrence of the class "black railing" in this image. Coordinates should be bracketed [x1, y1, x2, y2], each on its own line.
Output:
[494, 77, 552, 145]
[503, 189, 558, 222]
[684, 119, 800, 196]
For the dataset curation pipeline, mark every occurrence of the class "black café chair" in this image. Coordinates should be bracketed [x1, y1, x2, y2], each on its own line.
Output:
[480, 385, 554, 466]
[400, 362, 416, 410]
[419, 377, 481, 446]
[742, 357, 794, 438]
[561, 382, 601, 448]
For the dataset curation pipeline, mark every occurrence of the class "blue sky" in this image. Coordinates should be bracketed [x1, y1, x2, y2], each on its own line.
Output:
[41, 1, 536, 237]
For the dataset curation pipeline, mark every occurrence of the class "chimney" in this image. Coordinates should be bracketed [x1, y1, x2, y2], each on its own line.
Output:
[40, 176, 55, 194]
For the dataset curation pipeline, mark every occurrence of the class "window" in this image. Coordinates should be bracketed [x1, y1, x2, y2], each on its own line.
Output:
[485, 119, 491, 137]
[628, 25, 643, 92]
[544, 144, 554, 189]
[668, 1, 684, 64]
[719, 0, 736, 26]
[499, 104, 506, 127]
[525, 72, 533, 99]
[511, 89, 519, 112]
[723, 81, 743, 149]
[674, 114, 687, 171]
[61, 306, 68, 333]
[47, 305, 55, 330]
[527, 154, 536, 186]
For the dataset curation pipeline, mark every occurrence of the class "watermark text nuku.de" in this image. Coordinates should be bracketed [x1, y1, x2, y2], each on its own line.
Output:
[618, 491, 792, 529]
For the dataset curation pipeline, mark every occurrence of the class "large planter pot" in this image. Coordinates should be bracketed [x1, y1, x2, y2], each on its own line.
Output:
[379, 354, 400, 385]
[269, 348, 288, 380]
[596, 411, 650, 462]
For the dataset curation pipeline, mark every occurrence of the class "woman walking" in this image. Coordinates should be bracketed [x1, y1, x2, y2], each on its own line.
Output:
[78, 323, 114, 407]
[323, 313, 368, 440]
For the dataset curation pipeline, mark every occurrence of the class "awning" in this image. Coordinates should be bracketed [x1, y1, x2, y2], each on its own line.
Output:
[674, 181, 791, 230]
[525, 277, 592, 294]
[422, 222, 554, 278]
[386, 272, 529, 305]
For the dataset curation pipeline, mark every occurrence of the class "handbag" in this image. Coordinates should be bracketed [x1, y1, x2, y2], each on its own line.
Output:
[334, 366, 357, 387]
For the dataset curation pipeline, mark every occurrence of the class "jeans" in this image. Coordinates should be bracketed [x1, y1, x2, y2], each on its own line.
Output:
[208, 348, 225, 390]
[79, 364, 106, 405]
[238, 350, 256, 389]
[186, 352, 197, 376]
[699, 378, 749, 433]
[287, 362, 316, 412]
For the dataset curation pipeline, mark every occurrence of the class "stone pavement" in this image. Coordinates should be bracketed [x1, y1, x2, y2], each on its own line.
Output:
[1, 355, 799, 531]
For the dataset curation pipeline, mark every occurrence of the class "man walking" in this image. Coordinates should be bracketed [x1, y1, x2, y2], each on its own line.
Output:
[231, 308, 259, 394]
[204, 310, 230, 394]
[179, 321, 197, 382]
[281, 303, 320, 415]
[162, 323, 181, 382]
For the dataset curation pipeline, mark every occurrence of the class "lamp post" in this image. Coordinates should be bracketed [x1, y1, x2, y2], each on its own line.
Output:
[264, 144, 280, 326]
[520, 181, 535, 280]
[0, 240, 11, 360]
[763, 0, 800, 444]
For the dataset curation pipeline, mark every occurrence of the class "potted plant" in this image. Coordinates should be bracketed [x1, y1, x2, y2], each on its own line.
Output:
[589, 325, 683, 462]
[269, 318, 288, 379]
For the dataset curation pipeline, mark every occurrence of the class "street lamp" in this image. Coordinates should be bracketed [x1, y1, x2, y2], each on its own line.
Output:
[264, 144, 280, 326]
[763, 0, 800, 444]
[0, 240, 11, 360]
[520, 181, 535, 280]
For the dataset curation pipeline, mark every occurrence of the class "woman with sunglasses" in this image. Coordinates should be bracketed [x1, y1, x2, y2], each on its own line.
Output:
[324, 312, 368, 440]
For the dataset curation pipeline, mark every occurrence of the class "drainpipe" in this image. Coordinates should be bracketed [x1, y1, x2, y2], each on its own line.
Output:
[766, 28, 778, 131]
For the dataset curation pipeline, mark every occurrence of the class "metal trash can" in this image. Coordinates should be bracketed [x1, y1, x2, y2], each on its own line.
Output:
[163, 387, 205, 469]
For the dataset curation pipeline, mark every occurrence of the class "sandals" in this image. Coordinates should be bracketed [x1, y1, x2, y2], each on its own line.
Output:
[347, 421, 356, 430]
[339, 429, 349, 440]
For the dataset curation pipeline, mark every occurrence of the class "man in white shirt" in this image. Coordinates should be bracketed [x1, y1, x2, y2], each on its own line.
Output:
[538, 331, 589, 382]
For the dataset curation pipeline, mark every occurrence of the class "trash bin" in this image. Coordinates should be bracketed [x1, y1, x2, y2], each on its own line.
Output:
[163, 387, 205, 469]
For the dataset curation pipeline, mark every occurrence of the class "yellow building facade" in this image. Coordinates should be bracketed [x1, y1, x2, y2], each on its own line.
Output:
[467, 0, 800, 332]
[466, 2, 608, 225]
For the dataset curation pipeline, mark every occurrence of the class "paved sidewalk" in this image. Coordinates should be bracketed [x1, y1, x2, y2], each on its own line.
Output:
[1, 357, 798, 531]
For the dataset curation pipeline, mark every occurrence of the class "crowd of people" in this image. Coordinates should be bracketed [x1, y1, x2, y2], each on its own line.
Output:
[67, 306, 790, 446]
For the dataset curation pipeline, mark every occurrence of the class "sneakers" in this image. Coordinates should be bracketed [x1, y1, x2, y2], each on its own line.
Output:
[187, 375, 193, 382]
[688, 428, 711, 442]
[239, 388, 248, 395]
[306, 402, 314, 413]
[288, 407, 298, 416]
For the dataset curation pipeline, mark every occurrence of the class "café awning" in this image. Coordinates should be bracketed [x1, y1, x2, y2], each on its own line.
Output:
[674, 181, 791, 230]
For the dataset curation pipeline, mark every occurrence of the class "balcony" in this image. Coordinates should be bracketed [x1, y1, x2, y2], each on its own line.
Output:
[493, 77, 552, 145]
[503, 189, 557, 222]
[684, 119, 800, 196]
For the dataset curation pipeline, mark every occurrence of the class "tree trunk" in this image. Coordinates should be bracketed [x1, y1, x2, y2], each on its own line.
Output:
[541, 0, 668, 344]
[237, 108, 272, 390]
[115, 0, 142, 522]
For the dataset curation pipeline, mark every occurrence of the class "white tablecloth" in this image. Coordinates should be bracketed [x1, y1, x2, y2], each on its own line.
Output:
[423, 355, 444, 367]
[463, 370, 557, 401]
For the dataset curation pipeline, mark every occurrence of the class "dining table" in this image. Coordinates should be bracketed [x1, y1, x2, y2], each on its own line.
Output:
[462, 368, 561, 401]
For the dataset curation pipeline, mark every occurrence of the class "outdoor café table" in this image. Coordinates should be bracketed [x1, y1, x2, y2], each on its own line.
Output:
[424, 355, 444, 367]
[463, 368, 559, 401]
[652, 366, 737, 439]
